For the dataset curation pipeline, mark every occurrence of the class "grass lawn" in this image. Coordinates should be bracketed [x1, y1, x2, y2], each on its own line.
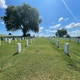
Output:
[0, 37, 80, 80]
[0, 34, 8, 37]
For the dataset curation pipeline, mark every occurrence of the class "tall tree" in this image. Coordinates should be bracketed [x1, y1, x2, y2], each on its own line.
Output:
[55, 28, 68, 37]
[2, 3, 42, 36]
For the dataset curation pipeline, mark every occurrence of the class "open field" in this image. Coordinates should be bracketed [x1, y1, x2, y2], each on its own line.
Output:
[0, 34, 7, 36]
[0, 37, 80, 80]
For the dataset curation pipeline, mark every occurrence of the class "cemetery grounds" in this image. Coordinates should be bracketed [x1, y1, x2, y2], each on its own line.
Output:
[0, 37, 80, 80]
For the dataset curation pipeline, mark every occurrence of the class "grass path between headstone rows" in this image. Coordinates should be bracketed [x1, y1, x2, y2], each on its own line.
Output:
[0, 37, 80, 80]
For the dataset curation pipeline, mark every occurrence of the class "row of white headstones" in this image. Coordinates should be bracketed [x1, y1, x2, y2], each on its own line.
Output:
[49, 37, 80, 56]
[0, 37, 35, 53]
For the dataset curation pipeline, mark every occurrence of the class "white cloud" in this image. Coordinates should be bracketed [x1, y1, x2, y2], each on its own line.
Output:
[67, 32, 70, 34]
[71, 30, 80, 34]
[58, 17, 63, 22]
[59, 28, 63, 30]
[39, 27, 44, 32]
[39, 33, 44, 37]
[49, 30, 57, 33]
[38, 33, 54, 37]
[39, 15, 44, 18]
[39, 31, 42, 32]
[39, 27, 44, 30]
[62, 0, 78, 22]
[45, 29, 57, 33]
[65, 22, 80, 29]
[68, 30, 80, 37]
[38, 33, 48, 37]
[45, 30, 49, 32]
[0, 0, 7, 9]
[65, 18, 69, 21]
[50, 24, 61, 29]
[0, 22, 4, 24]
[30, 32, 37, 36]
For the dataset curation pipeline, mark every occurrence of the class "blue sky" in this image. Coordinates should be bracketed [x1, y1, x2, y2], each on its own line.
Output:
[0, 0, 80, 37]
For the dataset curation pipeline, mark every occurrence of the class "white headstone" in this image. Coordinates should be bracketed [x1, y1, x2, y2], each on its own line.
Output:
[52, 38, 54, 44]
[26, 40, 28, 46]
[5, 38, 7, 41]
[64, 43, 69, 55]
[22, 37, 24, 40]
[56, 40, 59, 48]
[14, 38, 17, 42]
[10, 38, 12, 40]
[25, 37, 26, 40]
[17, 43, 21, 53]
[20, 38, 21, 41]
[49, 37, 51, 41]
[76, 38, 79, 44]
[64, 37, 66, 40]
[8, 38, 11, 43]
[50, 37, 52, 41]
[68, 38, 71, 41]
[30, 39, 32, 44]
[32, 38, 34, 42]
[74, 38, 76, 42]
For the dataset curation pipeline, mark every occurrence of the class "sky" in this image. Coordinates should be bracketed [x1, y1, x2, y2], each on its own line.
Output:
[0, 0, 80, 37]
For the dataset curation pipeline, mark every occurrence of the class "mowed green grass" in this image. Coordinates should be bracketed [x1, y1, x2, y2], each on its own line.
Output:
[0, 34, 7, 37]
[0, 37, 80, 80]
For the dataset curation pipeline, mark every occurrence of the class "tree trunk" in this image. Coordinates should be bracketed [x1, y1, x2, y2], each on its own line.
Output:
[22, 29, 26, 37]
[23, 31, 26, 36]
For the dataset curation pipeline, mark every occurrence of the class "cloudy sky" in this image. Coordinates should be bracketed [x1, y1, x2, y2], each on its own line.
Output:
[0, 0, 80, 37]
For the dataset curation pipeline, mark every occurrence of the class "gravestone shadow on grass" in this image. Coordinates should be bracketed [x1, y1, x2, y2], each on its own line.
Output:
[66, 54, 70, 57]
[13, 52, 18, 56]
[25, 45, 27, 47]
[52, 45, 70, 57]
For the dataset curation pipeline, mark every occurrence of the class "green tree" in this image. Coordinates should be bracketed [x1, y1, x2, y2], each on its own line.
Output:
[55, 28, 68, 37]
[8, 33, 12, 35]
[66, 34, 71, 38]
[2, 3, 42, 36]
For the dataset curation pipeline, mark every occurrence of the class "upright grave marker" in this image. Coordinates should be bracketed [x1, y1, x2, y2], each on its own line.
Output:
[68, 38, 71, 42]
[20, 38, 21, 41]
[17, 43, 21, 53]
[49, 37, 51, 41]
[76, 38, 79, 44]
[32, 38, 34, 42]
[30, 39, 32, 44]
[56, 40, 59, 48]
[64, 43, 69, 55]
[25, 37, 26, 40]
[64, 37, 66, 40]
[11, 38, 12, 41]
[22, 37, 24, 40]
[8, 38, 11, 43]
[15, 38, 17, 42]
[26, 40, 28, 46]
[52, 38, 54, 44]
[5, 38, 7, 41]
[50, 37, 52, 41]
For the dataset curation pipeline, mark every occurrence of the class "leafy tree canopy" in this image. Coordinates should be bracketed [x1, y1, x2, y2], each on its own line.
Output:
[8, 33, 12, 35]
[55, 28, 70, 37]
[2, 3, 42, 36]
